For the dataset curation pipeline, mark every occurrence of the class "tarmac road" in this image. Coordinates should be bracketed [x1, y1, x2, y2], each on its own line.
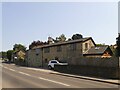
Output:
[1, 63, 119, 89]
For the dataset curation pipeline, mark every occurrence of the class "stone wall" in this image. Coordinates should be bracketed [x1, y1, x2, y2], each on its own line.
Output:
[67, 56, 119, 68]
[54, 65, 119, 79]
[54, 57, 119, 79]
[26, 49, 42, 67]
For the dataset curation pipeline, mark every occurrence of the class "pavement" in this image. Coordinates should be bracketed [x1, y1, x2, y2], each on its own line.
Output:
[16, 64, 119, 85]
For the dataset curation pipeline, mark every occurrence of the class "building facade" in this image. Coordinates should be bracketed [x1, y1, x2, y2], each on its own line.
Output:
[26, 37, 96, 67]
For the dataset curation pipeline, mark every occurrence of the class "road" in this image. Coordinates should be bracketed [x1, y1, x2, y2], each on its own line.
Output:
[1, 63, 119, 89]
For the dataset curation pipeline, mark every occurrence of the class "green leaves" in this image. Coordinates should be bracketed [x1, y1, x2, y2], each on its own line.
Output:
[13, 44, 26, 52]
[116, 34, 120, 56]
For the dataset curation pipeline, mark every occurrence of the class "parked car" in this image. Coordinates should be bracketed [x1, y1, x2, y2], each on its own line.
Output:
[48, 60, 68, 69]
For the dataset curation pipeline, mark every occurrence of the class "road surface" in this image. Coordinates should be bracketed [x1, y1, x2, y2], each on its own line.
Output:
[1, 63, 119, 89]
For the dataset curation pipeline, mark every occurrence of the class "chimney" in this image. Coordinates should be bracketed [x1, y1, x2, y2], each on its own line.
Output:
[48, 37, 53, 44]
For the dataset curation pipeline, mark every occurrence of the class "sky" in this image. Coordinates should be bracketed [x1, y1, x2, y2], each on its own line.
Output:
[1, 1, 119, 51]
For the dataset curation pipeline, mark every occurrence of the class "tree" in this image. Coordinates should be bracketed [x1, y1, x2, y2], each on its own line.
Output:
[13, 44, 26, 52]
[1, 51, 7, 59]
[58, 34, 66, 42]
[7, 50, 13, 62]
[53, 34, 66, 43]
[68, 38, 72, 41]
[116, 34, 120, 56]
[96, 44, 105, 46]
[72, 34, 83, 40]
[29, 40, 48, 49]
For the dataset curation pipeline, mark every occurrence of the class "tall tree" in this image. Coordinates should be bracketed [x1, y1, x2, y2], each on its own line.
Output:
[54, 34, 66, 42]
[13, 44, 26, 52]
[7, 50, 13, 62]
[72, 34, 83, 40]
[116, 34, 120, 56]
[58, 34, 66, 42]
[1, 51, 7, 59]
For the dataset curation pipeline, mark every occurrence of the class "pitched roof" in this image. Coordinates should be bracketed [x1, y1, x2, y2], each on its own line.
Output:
[33, 37, 95, 49]
[83, 45, 109, 55]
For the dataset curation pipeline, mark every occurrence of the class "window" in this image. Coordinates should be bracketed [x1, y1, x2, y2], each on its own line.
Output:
[57, 46, 62, 52]
[70, 43, 76, 51]
[35, 49, 40, 55]
[85, 43, 88, 50]
[35, 49, 40, 54]
[51, 61, 57, 63]
[44, 47, 50, 53]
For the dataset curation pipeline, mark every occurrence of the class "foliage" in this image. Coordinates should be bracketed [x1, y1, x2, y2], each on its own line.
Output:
[1, 51, 7, 59]
[13, 44, 26, 52]
[96, 44, 105, 46]
[72, 34, 83, 40]
[57, 34, 66, 42]
[29, 40, 48, 49]
[68, 38, 72, 41]
[29, 34, 67, 49]
[53, 34, 66, 43]
[116, 34, 120, 56]
[7, 50, 13, 61]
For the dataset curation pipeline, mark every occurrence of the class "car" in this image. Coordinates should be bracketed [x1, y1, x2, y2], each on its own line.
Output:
[48, 60, 68, 69]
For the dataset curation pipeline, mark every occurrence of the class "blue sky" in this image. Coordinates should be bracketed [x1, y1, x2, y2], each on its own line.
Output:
[1, 2, 118, 51]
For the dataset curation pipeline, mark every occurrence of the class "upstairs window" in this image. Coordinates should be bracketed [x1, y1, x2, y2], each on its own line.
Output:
[57, 46, 62, 52]
[85, 43, 88, 50]
[44, 47, 50, 53]
[70, 43, 76, 51]
[35, 49, 40, 55]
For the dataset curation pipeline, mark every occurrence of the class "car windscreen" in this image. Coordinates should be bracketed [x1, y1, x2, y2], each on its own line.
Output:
[51, 61, 57, 63]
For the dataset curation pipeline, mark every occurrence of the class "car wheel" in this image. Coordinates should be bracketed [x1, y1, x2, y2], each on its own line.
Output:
[48, 65, 52, 69]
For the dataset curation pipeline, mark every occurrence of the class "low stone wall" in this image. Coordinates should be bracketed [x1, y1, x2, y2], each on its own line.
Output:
[67, 56, 119, 67]
[54, 65, 120, 79]
[14, 59, 26, 66]
[54, 57, 119, 79]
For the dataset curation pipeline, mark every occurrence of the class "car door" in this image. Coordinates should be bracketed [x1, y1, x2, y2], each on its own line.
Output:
[51, 61, 58, 68]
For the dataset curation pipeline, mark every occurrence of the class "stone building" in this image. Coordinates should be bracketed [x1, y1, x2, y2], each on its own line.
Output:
[26, 37, 96, 67]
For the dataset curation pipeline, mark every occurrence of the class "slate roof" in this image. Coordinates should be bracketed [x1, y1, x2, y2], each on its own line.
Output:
[33, 37, 95, 49]
[83, 45, 109, 55]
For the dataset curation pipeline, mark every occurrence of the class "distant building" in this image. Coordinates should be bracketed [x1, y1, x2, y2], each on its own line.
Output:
[12, 50, 26, 62]
[83, 45, 113, 58]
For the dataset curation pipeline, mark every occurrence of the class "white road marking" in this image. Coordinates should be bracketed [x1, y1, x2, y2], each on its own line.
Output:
[38, 77, 70, 87]
[3, 66, 70, 87]
[20, 67, 53, 73]
[3, 67, 8, 69]
[18, 71, 31, 76]
[0, 65, 2, 67]
[10, 64, 15, 66]
[9, 69, 15, 72]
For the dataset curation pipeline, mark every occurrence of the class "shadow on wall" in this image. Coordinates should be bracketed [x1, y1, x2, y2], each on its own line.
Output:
[54, 56, 119, 79]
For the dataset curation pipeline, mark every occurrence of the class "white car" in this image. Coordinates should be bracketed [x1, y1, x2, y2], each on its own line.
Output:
[48, 60, 68, 69]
